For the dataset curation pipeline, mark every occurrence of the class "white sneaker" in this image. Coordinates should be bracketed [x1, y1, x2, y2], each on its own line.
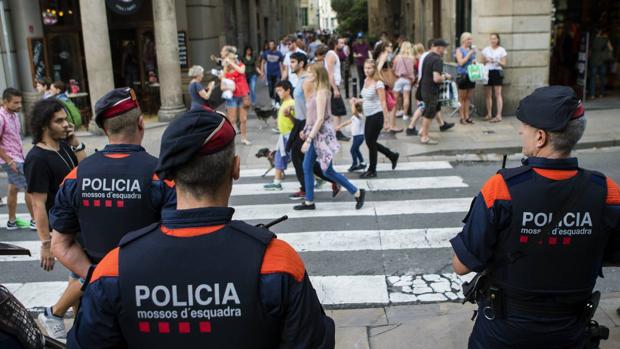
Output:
[403, 115, 410, 121]
[38, 308, 66, 340]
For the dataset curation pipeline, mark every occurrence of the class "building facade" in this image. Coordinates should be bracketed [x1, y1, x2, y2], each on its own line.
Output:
[299, 0, 337, 31]
[368, 0, 552, 114]
[0, 0, 298, 130]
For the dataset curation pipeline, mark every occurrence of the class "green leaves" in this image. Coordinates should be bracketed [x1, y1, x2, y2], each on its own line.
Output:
[332, 0, 368, 34]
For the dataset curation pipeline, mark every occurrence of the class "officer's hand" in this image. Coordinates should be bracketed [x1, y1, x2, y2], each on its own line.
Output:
[40, 242, 55, 271]
[301, 140, 310, 153]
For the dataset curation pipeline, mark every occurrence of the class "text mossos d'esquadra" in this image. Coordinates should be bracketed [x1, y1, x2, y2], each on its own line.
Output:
[134, 283, 243, 321]
[519, 211, 593, 236]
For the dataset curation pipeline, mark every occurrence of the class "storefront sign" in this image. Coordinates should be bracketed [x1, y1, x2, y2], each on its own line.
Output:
[576, 32, 589, 101]
[106, 0, 142, 15]
[178, 31, 189, 69]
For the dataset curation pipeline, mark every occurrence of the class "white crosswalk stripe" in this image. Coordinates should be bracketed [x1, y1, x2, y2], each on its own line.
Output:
[0, 160, 475, 308]
[239, 160, 453, 178]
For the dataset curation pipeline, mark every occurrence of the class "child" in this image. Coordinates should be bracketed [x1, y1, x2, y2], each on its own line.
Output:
[264, 80, 295, 190]
[337, 100, 366, 172]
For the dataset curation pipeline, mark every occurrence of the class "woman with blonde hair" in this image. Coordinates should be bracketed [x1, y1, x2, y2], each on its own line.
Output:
[455, 32, 477, 124]
[221, 46, 252, 145]
[294, 64, 366, 210]
[356, 58, 399, 178]
[392, 41, 415, 126]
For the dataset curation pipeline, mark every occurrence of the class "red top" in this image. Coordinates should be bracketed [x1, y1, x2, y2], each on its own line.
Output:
[225, 62, 250, 97]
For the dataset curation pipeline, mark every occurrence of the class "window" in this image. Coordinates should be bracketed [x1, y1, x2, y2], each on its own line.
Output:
[456, 0, 472, 40]
[300, 7, 308, 26]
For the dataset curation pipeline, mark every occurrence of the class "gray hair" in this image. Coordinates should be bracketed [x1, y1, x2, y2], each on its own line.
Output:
[188, 65, 204, 78]
[174, 141, 236, 198]
[548, 117, 587, 155]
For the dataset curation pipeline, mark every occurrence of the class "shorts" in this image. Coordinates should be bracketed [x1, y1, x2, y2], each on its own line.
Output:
[330, 87, 347, 116]
[274, 148, 289, 170]
[225, 96, 244, 108]
[422, 94, 440, 119]
[1, 162, 27, 190]
[487, 70, 504, 86]
[393, 78, 412, 92]
[456, 73, 476, 90]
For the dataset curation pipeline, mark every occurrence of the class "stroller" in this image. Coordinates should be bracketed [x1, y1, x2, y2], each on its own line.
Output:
[253, 75, 277, 128]
[0, 243, 65, 349]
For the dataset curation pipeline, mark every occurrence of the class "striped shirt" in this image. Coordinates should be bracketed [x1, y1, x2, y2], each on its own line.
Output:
[0, 107, 24, 163]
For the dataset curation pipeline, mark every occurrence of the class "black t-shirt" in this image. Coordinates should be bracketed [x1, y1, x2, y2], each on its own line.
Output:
[420, 52, 443, 97]
[25, 141, 78, 213]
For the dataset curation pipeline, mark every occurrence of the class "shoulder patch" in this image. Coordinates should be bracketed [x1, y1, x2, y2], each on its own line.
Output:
[90, 247, 119, 283]
[480, 174, 511, 208]
[261, 239, 305, 282]
[118, 223, 160, 247]
[228, 220, 275, 245]
[606, 177, 620, 205]
[60, 167, 78, 186]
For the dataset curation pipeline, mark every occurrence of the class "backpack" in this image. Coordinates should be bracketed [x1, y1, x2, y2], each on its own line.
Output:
[58, 99, 83, 130]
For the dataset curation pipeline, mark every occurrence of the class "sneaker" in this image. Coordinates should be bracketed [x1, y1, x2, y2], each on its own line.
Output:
[355, 189, 366, 209]
[440, 122, 455, 132]
[396, 110, 404, 117]
[38, 307, 66, 340]
[315, 178, 326, 188]
[360, 170, 377, 178]
[406, 127, 418, 136]
[241, 138, 252, 146]
[289, 190, 305, 200]
[356, 163, 367, 171]
[30, 220, 37, 230]
[6, 220, 17, 230]
[336, 131, 350, 142]
[347, 165, 358, 173]
[403, 115, 410, 121]
[263, 183, 283, 191]
[331, 183, 342, 198]
[294, 202, 316, 210]
[14, 218, 30, 229]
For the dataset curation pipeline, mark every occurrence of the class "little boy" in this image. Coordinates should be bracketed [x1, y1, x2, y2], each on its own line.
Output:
[264, 80, 295, 190]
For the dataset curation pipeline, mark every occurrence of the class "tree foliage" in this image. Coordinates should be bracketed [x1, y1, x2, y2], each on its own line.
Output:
[332, 0, 368, 34]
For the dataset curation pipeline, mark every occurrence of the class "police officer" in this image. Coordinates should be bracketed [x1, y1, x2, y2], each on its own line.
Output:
[450, 86, 620, 348]
[50, 87, 176, 279]
[67, 110, 335, 348]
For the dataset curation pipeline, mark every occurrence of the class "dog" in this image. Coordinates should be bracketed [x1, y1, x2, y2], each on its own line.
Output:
[255, 147, 275, 177]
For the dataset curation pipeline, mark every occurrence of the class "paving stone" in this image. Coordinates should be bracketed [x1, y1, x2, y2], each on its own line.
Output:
[430, 281, 452, 293]
[445, 292, 459, 300]
[392, 280, 413, 287]
[401, 286, 413, 293]
[389, 292, 418, 303]
[412, 286, 433, 295]
[336, 326, 370, 349]
[327, 308, 388, 327]
[418, 293, 448, 302]
[387, 276, 400, 285]
[422, 274, 442, 282]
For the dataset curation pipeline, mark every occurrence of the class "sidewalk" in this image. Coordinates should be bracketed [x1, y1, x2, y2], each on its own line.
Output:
[24, 107, 619, 169]
[330, 292, 620, 348]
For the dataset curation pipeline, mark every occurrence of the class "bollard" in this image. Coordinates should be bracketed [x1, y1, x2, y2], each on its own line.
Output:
[352, 77, 358, 98]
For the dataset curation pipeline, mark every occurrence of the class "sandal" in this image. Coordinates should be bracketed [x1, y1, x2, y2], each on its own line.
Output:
[459, 119, 468, 125]
[484, 115, 493, 121]
[420, 137, 439, 145]
[489, 116, 502, 123]
[466, 118, 475, 124]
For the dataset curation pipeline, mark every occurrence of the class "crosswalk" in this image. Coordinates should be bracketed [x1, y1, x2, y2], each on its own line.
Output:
[1, 160, 478, 309]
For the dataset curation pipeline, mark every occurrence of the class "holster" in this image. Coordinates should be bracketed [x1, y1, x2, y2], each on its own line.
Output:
[461, 271, 489, 305]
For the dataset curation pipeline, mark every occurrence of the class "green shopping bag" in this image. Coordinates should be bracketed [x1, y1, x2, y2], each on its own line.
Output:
[467, 63, 485, 81]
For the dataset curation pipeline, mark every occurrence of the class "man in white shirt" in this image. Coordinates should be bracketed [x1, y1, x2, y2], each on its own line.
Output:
[281, 35, 307, 89]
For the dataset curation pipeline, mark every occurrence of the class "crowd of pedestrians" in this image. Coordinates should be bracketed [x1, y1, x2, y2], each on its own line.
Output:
[182, 30, 510, 202]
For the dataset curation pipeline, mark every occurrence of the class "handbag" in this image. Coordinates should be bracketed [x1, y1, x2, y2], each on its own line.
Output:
[467, 63, 485, 81]
[386, 87, 396, 111]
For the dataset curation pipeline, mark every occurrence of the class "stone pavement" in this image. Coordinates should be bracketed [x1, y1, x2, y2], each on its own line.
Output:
[330, 292, 620, 349]
[22, 107, 620, 169]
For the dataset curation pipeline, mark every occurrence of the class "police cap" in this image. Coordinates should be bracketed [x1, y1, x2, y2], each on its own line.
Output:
[94, 87, 140, 128]
[516, 86, 585, 131]
[156, 110, 236, 180]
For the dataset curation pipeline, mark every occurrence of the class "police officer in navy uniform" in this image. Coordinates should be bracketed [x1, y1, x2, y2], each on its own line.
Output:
[450, 86, 620, 348]
[50, 87, 176, 279]
[67, 110, 335, 348]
